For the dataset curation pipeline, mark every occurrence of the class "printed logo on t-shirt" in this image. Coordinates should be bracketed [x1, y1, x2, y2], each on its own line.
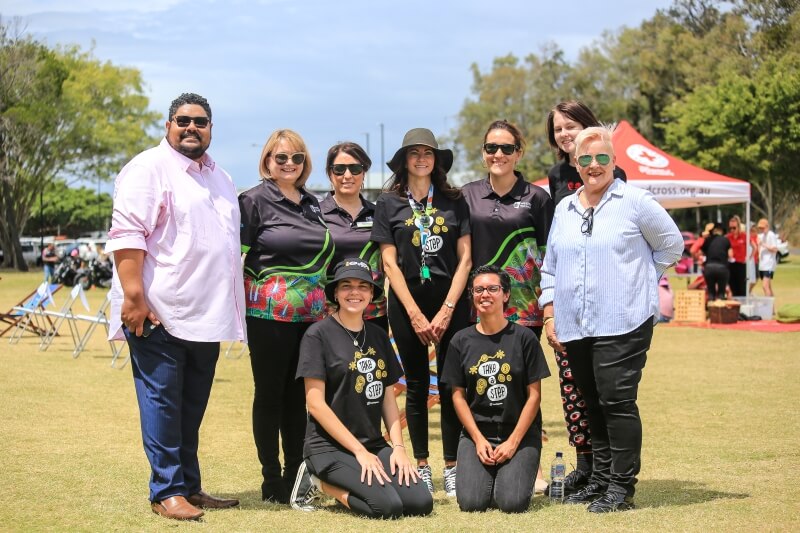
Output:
[469, 350, 511, 405]
[349, 347, 388, 405]
[407, 212, 448, 256]
[513, 201, 532, 209]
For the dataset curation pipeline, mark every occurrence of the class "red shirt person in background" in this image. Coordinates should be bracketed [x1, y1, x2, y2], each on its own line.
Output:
[726, 215, 747, 296]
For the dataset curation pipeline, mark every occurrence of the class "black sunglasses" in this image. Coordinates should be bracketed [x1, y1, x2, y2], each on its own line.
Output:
[581, 207, 594, 236]
[330, 163, 364, 176]
[483, 143, 518, 155]
[172, 115, 210, 128]
[577, 153, 611, 167]
[273, 152, 306, 165]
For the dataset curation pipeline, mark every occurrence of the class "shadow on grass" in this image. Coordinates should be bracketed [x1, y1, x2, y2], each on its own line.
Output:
[635, 478, 748, 508]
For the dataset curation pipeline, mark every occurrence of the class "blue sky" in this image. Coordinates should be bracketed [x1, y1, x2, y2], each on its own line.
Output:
[4, 0, 673, 191]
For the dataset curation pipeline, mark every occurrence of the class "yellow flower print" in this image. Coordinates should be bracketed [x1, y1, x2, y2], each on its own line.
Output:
[378, 359, 386, 370]
[435, 216, 445, 225]
[501, 363, 510, 374]
[476, 378, 487, 395]
[405, 218, 415, 226]
[355, 375, 365, 393]
[433, 226, 441, 234]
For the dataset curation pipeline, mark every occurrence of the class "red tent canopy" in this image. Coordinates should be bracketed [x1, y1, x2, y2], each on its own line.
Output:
[535, 120, 750, 209]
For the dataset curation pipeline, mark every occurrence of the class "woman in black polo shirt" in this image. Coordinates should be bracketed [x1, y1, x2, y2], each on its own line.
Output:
[462, 120, 554, 337]
[543, 101, 627, 493]
[239, 129, 334, 504]
[442, 265, 550, 513]
[291, 259, 433, 518]
[319, 142, 387, 330]
[371, 128, 472, 497]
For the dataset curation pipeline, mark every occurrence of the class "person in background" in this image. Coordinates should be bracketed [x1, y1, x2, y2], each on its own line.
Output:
[756, 218, 778, 297]
[658, 275, 674, 323]
[291, 259, 433, 518]
[41, 243, 59, 282]
[726, 215, 747, 297]
[319, 142, 387, 330]
[107, 92, 245, 521]
[461, 119, 553, 493]
[442, 265, 550, 513]
[371, 128, 472, 497]
[239, 129, 334, 504]
[540, 126, 682, 513]
[748, 223, 760, 294]
[543, 100, 628, 495]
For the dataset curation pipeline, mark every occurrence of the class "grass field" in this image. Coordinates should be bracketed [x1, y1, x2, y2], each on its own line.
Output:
[1, 265, 799, 532]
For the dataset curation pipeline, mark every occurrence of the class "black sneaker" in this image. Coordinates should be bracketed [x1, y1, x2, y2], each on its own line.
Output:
[290, 461, 322, 512]
[587, 491, 635, 513]
[563, 469, 591, 495]
[564, 481, 607, 504]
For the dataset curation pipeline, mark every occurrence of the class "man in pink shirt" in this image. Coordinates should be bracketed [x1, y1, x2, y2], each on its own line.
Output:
[106, 93, 246, 521]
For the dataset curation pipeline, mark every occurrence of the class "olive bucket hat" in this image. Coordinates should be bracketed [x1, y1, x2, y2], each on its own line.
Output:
[386, 128, 454, 173]
[324, 258, 383, 304]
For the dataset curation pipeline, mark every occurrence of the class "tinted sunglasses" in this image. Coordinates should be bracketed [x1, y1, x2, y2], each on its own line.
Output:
[577, 153, 611, 167]
[330, 163, 364, 176]
[273, 152, 306, 165]
[483, 143, 518, 155]
[172, 115, 209, 128]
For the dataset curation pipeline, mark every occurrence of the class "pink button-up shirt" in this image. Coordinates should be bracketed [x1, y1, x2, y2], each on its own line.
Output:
[105, 138, 246, 343]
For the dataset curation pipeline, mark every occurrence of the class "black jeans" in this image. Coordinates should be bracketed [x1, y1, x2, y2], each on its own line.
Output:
[728, 261, 746, 296]
[455, 433, 540, 513]
[387, 277, 468, 462]
[306, 447, 433, 519]
[704, 262, 729, 301]
[564, 318, 653, 498]
[247, 317, 310, 497]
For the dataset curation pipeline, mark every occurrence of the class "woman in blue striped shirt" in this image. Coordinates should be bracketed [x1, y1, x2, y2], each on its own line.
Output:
[539, 126, 682, 513]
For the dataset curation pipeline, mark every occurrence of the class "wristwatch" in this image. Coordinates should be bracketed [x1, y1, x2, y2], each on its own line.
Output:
[444, 301, 455, 309]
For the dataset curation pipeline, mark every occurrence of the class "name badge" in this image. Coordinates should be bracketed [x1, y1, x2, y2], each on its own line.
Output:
[356, 221, 373, 228]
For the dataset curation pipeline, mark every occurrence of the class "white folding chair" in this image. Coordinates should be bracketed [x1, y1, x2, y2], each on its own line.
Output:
[69, 292, 128, 368]
[39, 284, 89, 351]
[8, 283, 59, 345]
[223, 341, 248, 360]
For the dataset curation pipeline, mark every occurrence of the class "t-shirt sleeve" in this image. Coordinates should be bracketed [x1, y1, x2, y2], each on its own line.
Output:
[547, 166, 558, 201]
[440, 333, 466, 388]
[297, 326, 327, 381]
[370, 194, 394, 244]
[455, 196, 471, 237]
[522, 328, 550, 384]
[532, 189, 554, 249]
[614, 165, 628, 182]
[238, 191, 259, 254]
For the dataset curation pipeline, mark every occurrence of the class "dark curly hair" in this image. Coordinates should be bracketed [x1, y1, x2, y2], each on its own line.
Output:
[168, 93, 212, 121]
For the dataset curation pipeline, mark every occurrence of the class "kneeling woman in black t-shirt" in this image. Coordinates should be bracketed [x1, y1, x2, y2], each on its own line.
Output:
[442, 265, 550, 513]
[293, 259, 434, 519]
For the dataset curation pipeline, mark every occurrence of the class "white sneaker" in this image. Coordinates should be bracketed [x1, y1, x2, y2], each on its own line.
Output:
[443, 465, 457, 497]
[290, 461, 322, 512]
[417, 464, 434, 494]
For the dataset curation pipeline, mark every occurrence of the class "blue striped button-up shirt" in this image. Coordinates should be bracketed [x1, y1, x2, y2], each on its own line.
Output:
[538, 179, 683, 343]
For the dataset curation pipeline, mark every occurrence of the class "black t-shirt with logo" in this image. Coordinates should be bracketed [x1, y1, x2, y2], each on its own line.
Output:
[441, 322, 550, 442]
[297, 316, 403, 457]
[702, 234, 732, 265]
[371, 189, 471, 283]
[462, 173, 554, 326]
[548, 161, 628, 207]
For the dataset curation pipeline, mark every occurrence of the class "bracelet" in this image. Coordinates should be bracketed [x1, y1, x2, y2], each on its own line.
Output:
[393, 443, 405, 449]
[543, 317, 554, 326]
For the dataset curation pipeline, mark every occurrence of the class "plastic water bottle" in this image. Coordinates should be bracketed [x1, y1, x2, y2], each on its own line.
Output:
[549, 452, 566, 502]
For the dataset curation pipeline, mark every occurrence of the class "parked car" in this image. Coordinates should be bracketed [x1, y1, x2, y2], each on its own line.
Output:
[777, 237, 790, 263]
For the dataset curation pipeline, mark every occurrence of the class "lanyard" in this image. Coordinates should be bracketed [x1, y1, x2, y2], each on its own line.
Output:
[406, 184, 434, 281]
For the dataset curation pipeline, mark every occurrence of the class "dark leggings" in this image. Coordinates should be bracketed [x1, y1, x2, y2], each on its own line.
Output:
[388, 278, 468, 462]
[247, 318, 310, 497]
[306, 447, 433, 519]
[704, 262, 730, 301]
[554, 350, 593, 450]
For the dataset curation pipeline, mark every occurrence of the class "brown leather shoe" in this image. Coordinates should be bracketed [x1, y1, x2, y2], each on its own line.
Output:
[187, 490, 239, 509]
[151, 495, 204, 520]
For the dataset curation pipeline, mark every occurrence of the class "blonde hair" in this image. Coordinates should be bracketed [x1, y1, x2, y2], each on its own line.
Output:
[258, 129, 313, 187]
[574, 126, 615, 157]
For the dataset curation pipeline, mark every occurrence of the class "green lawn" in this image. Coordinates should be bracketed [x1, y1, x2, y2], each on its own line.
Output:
[1, 265, 799, 532]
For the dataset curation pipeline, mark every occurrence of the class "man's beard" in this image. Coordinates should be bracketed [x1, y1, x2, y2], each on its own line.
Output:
[176, 133, 209, 159]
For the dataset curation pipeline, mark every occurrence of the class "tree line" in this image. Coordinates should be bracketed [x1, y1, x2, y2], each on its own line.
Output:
[0, 18, 159, 270]
[450, 0, 799, 231]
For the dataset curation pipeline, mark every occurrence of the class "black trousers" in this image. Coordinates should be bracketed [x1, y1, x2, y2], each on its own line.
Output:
[307, 447, 433, 518]
[564, 318, 653, 498]
[704, 262, 729, 301]
[388, 277, 468, 462]
[728, 261, 746, 296]
[247, 317, 310, 497]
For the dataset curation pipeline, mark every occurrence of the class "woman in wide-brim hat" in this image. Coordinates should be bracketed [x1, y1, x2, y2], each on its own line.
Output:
[371, 127, 472, 497]
[292, 258, 433, 518]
